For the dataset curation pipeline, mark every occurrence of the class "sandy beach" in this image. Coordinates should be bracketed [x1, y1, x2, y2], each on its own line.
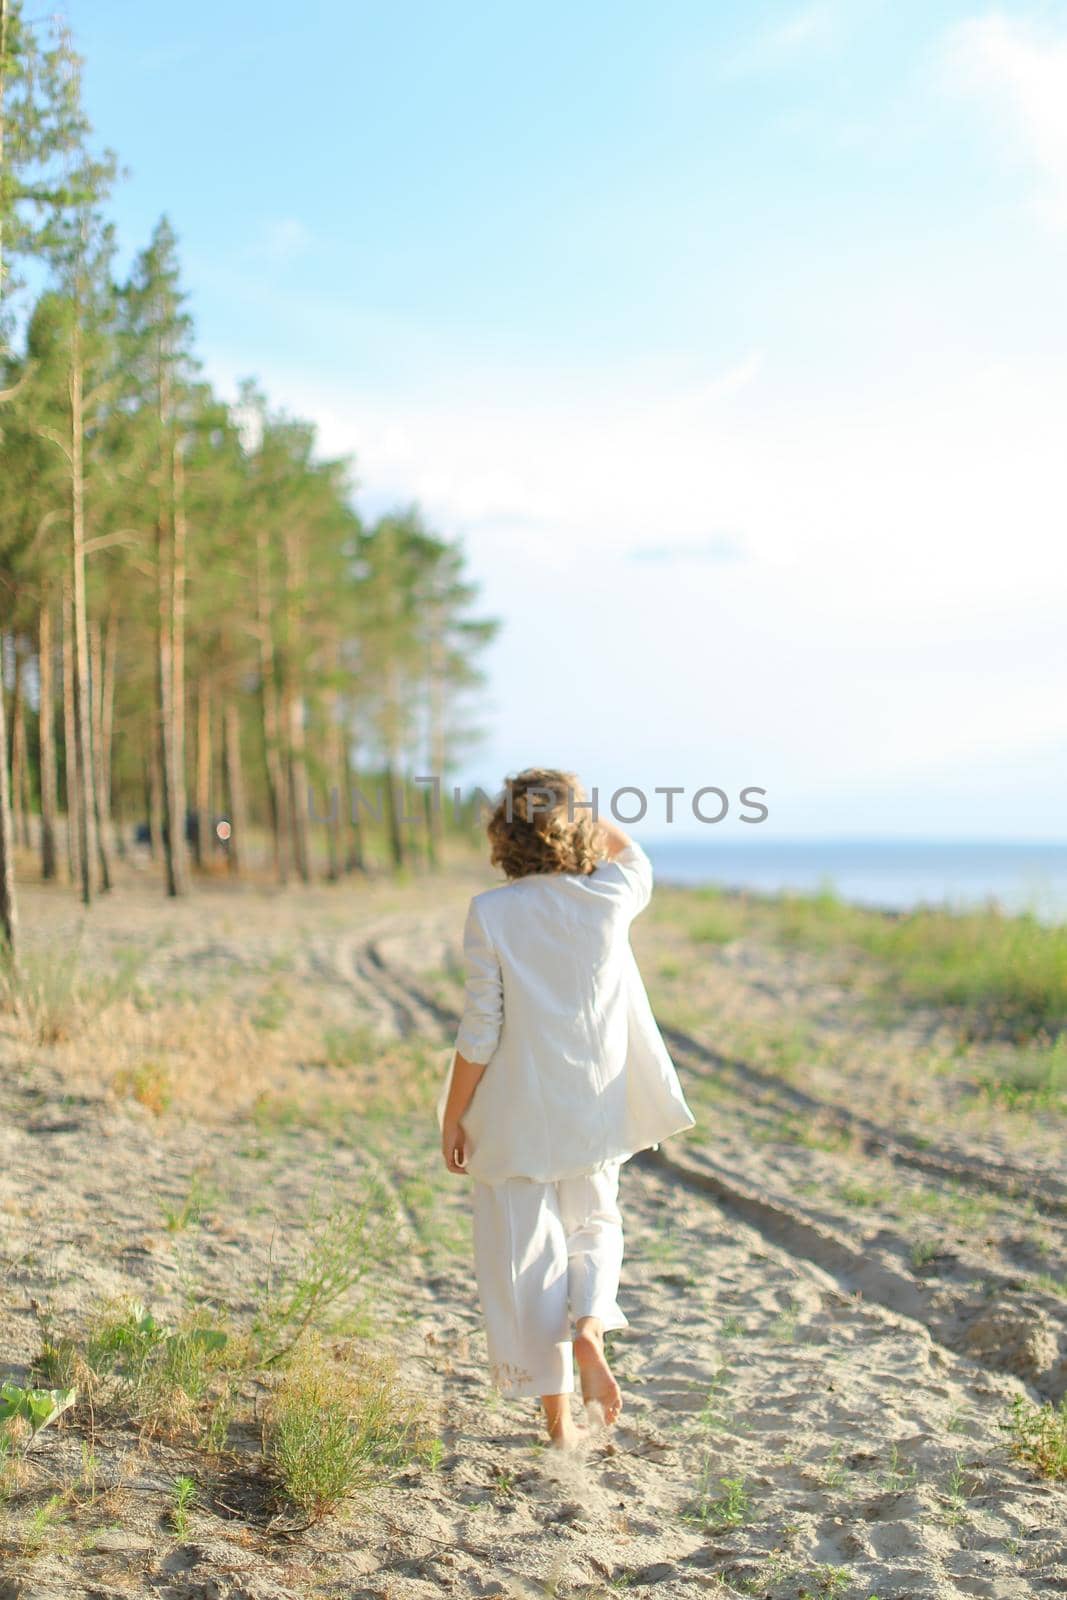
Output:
[1, 859, 1064, 1599]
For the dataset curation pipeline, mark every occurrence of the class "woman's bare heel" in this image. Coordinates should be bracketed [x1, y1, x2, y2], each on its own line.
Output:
[541, 1393, 585, 1449]
[573, 1318, 622, 1426]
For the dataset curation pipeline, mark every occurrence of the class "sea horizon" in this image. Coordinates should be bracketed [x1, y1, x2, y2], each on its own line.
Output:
[640, 835, 1067, 919]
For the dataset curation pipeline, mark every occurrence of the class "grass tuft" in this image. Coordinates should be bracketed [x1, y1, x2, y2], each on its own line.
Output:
[1002, 1395, 1067, 1480]
[0, 938, 146, 1045]
[113, 1058, 173, 1115]
[252, 1193, 396, 1365]
[39, 1300, 233, 1440]
[684, 1467, 750, 1529]
[263, 1337, 433, 1521]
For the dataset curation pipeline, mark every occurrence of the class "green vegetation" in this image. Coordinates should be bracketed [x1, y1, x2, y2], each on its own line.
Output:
[19, 1179, 438, 1544]
[877, 1442, 918, 1492]
[252, 1196, 395, 1365]
[37, 1203, 392, 1419]
[1002, 1395, 1067, 1480]
[675, 880, 1067, 1044]
[695, 1363, 735, 1432]
[40, 1300, 232, 1438]
[965, 1035, 1067, 1112]
[168, 1475, 198, 1538]
[161, 1170, 218, 1232]
[0, 2, 498, 956]
[113, 1059, 173, 1116]
[0, 1382, 75, 1441]
[264, 1339, 433, 1524]
[688, 903, 740, 945]
[0, 940, 146, 1045]
[798, 1567, 851, 1599]
[321, 1023, 382, 1070]
[699, 1473, 750, 1528]
[775, 891, 1067, 1041]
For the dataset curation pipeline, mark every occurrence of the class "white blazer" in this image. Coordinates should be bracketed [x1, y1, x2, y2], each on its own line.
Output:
[439, 842, 696, 1185]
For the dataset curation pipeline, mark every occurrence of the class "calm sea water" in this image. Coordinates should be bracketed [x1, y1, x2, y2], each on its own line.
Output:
[642, 838, 1067, 920]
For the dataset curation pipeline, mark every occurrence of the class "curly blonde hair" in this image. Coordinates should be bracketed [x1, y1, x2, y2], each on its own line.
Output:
[487, 769, 605, 880]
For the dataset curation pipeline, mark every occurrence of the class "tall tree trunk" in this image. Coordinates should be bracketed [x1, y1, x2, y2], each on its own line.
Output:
[0, 0, 19, 953]
[88, 619, 112, 891]
[195, 672, 211, 870]
[17, 674, 31, 850]
[404, 775, 422, 870]
[71, 337, 98, 907]
[170, 437, 189, 891]
[10, 637, 26, 850]
[148, 728, 164, 862]
[344, 746, 365, 874]
[323, 681, 343, 883]
[112, 788, 127, 859]
[156, 558, 179, 893]
[426, 610, 446, 870]
[100, 604, 118, 856]
[384, 759, 405, 870]
[0, 660, 17, 955]
[285, 682, 310, 884]
[62, 578, 80, 886]
[223, 697, 246, 877]
[282, 530, 310, 883]
[99, 601, 115, 825]
[141, 753, 151, 855]
[256, 528, 289, 883]
[382, 649, 405, 871]
[38, 600, 59, 881]
[422, 782, 438, 870]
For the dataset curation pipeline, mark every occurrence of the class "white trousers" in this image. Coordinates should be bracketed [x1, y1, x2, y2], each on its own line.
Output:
[471, 1159, 629, 1399]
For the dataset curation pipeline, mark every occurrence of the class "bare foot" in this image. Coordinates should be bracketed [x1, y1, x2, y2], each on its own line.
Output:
[547, 1412, 587, 1450]
[574, 1324, 622, 1426]
[542, 1394, 586, 1450]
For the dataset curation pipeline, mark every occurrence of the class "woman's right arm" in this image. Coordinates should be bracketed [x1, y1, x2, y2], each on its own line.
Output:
[596, 816, 632, 859]
[441, 1052, 486, 1173]
[596, 817, 653, 915]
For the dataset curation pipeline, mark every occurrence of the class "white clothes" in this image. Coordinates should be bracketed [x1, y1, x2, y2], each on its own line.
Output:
[471, 1159, 628, 1398]
[441, 841, 696, 1184]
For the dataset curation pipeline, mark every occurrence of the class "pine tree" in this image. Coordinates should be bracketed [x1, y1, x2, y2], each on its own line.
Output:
[118, 217, 198, 896]
[4, 17, 116, 907]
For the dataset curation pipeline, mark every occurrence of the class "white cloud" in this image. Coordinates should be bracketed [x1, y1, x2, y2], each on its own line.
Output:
[946, 12, 1067, 227]
[224, 352, 1058, 728]
[260, 217, 313, 262]
[768, 2, 837, 50]
[719, 1, 843, 76]
[628, 535, 746, 565]
[202, 320, 1066, 835]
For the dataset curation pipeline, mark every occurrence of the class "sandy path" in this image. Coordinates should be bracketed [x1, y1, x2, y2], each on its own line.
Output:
[0, 875, 1064, 1598]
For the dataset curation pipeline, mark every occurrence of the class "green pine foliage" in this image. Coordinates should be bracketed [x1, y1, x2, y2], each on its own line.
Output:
[0, 5, 499, 903]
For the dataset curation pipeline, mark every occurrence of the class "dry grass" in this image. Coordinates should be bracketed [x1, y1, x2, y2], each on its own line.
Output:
[29, 975, 446, 1130]
[0, 938, 147, 1046]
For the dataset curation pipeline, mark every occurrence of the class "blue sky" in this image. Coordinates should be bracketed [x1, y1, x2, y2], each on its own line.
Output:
[65, 0, 1067, 838]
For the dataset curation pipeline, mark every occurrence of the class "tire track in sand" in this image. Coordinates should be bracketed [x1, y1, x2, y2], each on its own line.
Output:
[365, 941, 1067, 1402]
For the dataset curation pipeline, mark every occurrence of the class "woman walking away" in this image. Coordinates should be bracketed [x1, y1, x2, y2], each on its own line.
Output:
[438, 769, 696, 1448]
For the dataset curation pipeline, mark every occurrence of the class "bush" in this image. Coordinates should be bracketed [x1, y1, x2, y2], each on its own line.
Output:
[1003, 1395, 1067, 1480]
[264, 1338, 432, 1521]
